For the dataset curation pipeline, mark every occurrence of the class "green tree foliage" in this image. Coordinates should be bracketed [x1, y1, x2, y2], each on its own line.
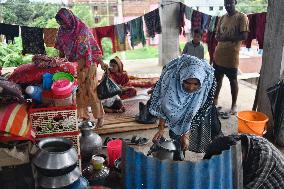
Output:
[1, 0, 60, 26]
[71, 5, 95, 27]
[237, 0, 268, 13]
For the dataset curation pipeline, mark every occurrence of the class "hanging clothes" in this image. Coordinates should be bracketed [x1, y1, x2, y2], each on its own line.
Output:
[21, 26, 45, 55]
[245, 12, 267, 49]
[201, 14, 211, 32]
[185, 6, 194, 20]
[0, 23, 19, 44]
[128, 17, 146, 48]
[115, 23, 128, 44]
[144, 9, 162, 38]
[92, 25, 116, 54]
[114, 35, 130, 52]
[206, 17, 219, 64]
[206, 31, 218, 64]
[208, 16, 218, 32]
[179, 3, 186, 35]
[191, 10, 203, 31]
[43, 28, 58, 47]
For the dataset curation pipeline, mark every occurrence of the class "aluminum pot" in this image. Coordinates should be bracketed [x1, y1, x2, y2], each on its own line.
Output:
[147, 138, 177, 160]
[38, 167, 81, 189]
[79, 121, 102, 163]
[33, 137, 78, 176]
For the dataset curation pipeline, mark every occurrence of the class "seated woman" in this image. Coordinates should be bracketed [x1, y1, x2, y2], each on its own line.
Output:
[101, 95, 125, 113]
[204, 134, 284, 189]
[149, 55, 222, 155]
[109, 56, 137, 99]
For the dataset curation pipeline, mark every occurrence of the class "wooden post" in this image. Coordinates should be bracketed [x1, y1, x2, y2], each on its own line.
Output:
[256, 0, 284, 138]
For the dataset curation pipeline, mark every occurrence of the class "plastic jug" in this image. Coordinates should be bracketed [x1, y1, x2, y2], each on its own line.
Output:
[25, 86, 43, 103]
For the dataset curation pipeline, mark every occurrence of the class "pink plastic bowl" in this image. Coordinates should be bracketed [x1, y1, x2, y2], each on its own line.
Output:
[51, 79, 73, 96]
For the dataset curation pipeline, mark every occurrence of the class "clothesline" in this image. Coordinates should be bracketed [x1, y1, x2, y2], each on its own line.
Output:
[0, 2, 267, 58]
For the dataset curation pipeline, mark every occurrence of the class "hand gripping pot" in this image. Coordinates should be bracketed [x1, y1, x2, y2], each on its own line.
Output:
[147, 138, 178, 160]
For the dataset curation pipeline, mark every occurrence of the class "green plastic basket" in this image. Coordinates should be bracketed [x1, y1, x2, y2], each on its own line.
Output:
[53, 72, 74, 82]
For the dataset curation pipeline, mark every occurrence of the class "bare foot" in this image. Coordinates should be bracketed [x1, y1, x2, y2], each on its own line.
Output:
[96, 118, 104, 128]
[229, 105, 237, 115]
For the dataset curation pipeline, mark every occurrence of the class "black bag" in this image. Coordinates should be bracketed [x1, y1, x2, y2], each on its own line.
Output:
[267, 80, 284, 146]
[97, 74, 122, 100]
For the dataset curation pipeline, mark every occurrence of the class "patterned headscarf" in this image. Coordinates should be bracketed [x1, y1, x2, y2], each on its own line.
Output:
[149, 55, 215, 135]
[113, 56, 124, 73]
[55, 8, 102, 67]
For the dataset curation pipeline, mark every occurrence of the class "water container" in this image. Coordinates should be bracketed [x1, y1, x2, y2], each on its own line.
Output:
[25, 86, 43, 103]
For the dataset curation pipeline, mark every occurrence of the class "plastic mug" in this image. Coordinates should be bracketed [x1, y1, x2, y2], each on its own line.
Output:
[107, 139, 122, 168]
[43, 73, 53, 90]
[91, 155, 105, 170]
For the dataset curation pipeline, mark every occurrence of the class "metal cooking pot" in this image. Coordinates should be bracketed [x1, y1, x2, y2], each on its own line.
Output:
[33, 137, 78, 176]
[147, 138, 180, 161]
[38, 167, 81, 189]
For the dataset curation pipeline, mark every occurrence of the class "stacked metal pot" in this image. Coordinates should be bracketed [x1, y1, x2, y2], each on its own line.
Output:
[33, 137, 87, 189]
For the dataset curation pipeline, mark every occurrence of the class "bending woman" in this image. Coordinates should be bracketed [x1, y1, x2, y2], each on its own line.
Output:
[109, 56, 137, 99]
[55, 8, 108, 127]
[149, 55, 221, 153]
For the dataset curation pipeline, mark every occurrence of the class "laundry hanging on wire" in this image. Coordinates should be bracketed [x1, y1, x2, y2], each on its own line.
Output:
[0, 7, 162, 55]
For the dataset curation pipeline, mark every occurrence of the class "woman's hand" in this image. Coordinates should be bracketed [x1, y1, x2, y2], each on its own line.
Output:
[100, 63, 108, 71]
[180, 134, 189, 151]
[152, 130, 164, 142]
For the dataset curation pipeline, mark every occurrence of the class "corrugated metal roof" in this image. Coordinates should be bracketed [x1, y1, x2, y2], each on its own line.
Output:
[123, 145, 234, 189]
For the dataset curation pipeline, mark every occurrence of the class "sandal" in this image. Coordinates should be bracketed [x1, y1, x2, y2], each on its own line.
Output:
[136, 137, 149, 146]
[221, 112, 230, 119]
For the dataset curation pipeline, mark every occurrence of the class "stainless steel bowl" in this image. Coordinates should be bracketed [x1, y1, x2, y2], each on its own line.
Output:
[38, 167, 81, 189]
[33, 137, 78, 176]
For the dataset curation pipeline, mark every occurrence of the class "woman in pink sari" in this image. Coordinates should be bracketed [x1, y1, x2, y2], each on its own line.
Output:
[55, 8, 108, 127]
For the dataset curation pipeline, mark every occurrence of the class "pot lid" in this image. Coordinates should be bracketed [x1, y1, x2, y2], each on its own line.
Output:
[38, 167, 81, 188]
[157, 139, 176, 151]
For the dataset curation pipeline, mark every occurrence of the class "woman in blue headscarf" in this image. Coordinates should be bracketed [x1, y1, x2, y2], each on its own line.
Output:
[149, 55, 221, 153]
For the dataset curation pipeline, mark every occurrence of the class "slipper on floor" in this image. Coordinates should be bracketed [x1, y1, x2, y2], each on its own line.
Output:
[218, 111, 226, 116]
[136, 137, 149, 146]
[221, 112, 230, 119]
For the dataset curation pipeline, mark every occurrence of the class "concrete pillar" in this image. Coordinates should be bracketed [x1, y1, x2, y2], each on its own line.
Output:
[159, 0, 180, 66]
[257, 0, 284, 137]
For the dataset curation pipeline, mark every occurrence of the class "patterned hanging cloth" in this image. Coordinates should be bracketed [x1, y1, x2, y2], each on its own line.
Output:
[144, 8, 162, 38]
[21, 26, 45, 55]
[43, 28, 58, 47]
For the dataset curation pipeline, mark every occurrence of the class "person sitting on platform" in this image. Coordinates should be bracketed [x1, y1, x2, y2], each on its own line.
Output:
[109, 56, 137, 100]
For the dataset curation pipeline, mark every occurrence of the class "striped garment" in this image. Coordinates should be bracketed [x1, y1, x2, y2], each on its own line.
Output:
[243, 134, 284, 189]
[0, 103, 35, 141]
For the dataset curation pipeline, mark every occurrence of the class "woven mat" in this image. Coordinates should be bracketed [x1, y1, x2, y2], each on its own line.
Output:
[94, 98, 157, 134]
